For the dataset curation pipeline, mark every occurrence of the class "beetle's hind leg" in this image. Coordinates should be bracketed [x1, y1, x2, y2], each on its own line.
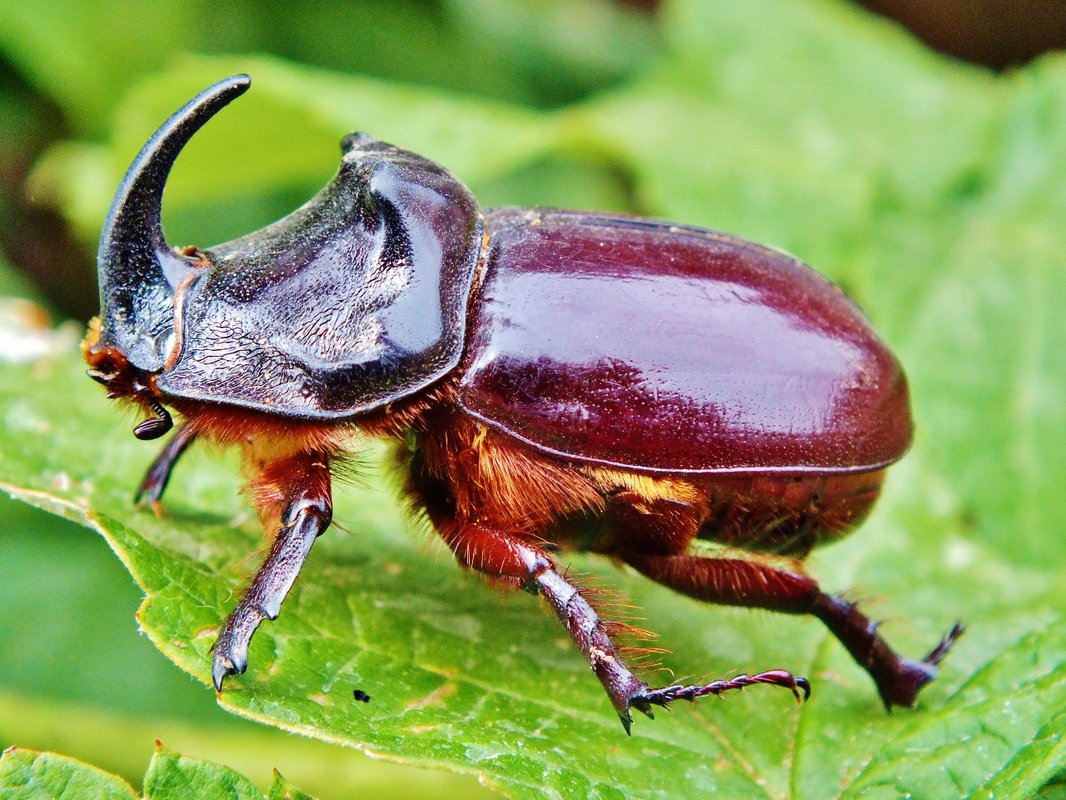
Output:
[211, 450, 332, 692]
[135, 421, 197, 513]
[623, 551, 963, 709]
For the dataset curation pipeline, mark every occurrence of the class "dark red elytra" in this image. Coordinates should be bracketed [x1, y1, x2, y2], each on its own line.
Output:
[460, 208, 912, 474]
[84, 75, 961, 733]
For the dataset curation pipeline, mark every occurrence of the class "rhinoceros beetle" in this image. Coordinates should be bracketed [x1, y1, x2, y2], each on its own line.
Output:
[84, 75, 962, 732]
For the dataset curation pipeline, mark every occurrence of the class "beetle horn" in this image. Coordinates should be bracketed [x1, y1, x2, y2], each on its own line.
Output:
[97, 74, 251, 371]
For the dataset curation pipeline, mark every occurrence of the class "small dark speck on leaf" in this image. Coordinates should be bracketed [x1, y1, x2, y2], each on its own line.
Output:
[353, 689, 371, 703]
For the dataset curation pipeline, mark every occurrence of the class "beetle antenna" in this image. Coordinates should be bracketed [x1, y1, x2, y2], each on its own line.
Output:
[134, 400, 174, 441]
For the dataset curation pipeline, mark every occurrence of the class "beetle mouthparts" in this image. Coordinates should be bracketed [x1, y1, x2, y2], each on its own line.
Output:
[85, 368, 118, 385]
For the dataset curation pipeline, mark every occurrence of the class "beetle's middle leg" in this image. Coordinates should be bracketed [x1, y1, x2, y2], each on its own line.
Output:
[431, 515, 808, 731]
[212, 449, 332, 691]
[407, 453, 807, 732]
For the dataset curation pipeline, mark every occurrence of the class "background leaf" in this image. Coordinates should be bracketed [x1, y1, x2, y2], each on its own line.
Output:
[0, 0, 656, 136]
[143, 744, 262, 800]
[0, 744, 318, 800]
[0, 747, 138, 800]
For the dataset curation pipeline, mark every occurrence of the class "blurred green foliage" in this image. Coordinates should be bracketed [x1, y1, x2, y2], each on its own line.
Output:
[0, 743, 317, 799]
[1, 0, 1065, 798]
[0, 0, 658, 135]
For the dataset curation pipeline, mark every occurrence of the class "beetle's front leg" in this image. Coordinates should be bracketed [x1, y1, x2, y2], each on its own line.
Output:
[212, 450, 332, 691]
[437, 521, 807, 733]
[135, 421, 197, 512]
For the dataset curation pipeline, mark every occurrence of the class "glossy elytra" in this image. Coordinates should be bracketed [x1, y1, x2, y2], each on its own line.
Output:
[85, 75, 962, 732]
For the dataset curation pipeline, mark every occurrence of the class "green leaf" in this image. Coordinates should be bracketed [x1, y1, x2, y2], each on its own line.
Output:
[143, 744, 261, 800]
[266, 771, 314, 800]
[0, 0, 654, 136]
[0, 1, 198, 135]
[841, 627, 1066, 798]
[0, 745, 317, 800]
[0, 747, 137, 800]
[1, 281, 1061, 797]
[0, 689, 485, 800]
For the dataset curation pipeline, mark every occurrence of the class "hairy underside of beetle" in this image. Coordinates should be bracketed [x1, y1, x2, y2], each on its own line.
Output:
[94, 363, 961, 731]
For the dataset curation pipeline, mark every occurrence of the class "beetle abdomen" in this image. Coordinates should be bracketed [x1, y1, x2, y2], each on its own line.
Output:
[696, 470, 886, 555]
[458, 209, 912, 474]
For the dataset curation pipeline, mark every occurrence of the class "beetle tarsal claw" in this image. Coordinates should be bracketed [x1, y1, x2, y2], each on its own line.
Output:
[630, 669, 812, 713]
[875, 622, 965, 710]
[211, 653, 242, 693]
[211, 601, 263, 692]
[925, 621, 966, 667]
[211, 620, 256, 692]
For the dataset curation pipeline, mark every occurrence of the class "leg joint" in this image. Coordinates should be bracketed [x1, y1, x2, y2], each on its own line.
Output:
[518, 549, 554, 594]
[281, 497, 333, 528]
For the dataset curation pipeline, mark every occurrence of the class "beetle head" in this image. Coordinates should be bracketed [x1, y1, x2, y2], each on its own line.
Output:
[88, 76, 250, 437]
[89, 75, 481, 423]
[93, 75, 251, 374]
[150, 94, 481, 418]
[83, 317, 173, 440]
